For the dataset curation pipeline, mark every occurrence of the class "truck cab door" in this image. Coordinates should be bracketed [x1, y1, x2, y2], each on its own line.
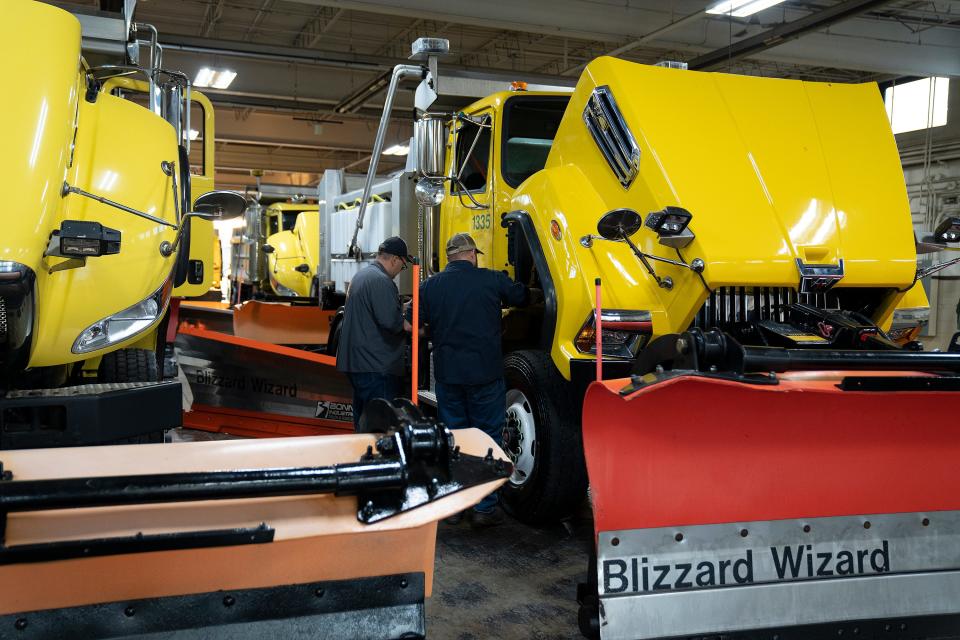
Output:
[174, 91, 217, 297]
[439, 111, 494, 269]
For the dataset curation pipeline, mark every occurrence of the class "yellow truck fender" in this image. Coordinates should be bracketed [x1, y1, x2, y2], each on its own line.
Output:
[510, 166, 682, 380]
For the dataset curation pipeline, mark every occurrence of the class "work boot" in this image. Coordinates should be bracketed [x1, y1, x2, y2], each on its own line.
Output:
[443, 511, 465, 525]
[470, 506, 505, 529]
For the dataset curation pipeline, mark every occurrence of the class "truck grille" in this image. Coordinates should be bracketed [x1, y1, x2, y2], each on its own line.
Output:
[691, 286, 892, 330]
[693, 287, 841, 327]
[0, 296, 7, 342]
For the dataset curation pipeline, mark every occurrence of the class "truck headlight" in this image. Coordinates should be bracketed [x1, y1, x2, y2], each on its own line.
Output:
[72, 279, 173, 354]
[269, 275, 299, 297]
[645, 206, 692, 236]
[574, 309, 653, 358]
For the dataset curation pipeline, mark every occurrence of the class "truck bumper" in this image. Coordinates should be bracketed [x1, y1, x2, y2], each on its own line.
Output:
[597, 511, 960, 640]
[1, 381, 181, 449]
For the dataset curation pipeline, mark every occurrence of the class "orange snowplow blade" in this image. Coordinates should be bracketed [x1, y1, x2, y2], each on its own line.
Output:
[233, 301, 334, 345]
[581, 371, 960, 639]
[0, 420, 510, 637]
[584, 371, 960, 534]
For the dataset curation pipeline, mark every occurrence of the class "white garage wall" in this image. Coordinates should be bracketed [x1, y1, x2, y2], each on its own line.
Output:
[898, 79, 960, 351]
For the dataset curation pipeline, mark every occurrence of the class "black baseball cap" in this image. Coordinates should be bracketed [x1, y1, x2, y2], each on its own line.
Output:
[378, 236, 414, 263]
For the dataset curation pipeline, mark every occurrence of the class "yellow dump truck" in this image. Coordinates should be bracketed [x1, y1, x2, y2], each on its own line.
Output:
[403, 57, 955, 523]
[0, 0, 241, 448]
[230, 202, 320, 301]
[340, 40, 960, 529]
[263, 203, 321, 297]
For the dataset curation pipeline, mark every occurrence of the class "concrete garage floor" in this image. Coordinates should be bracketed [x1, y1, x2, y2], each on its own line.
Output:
[172, 428, 593, 639]
[428, 513, 593, 640]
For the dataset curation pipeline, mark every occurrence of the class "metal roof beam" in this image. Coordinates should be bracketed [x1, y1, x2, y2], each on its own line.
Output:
[688, 0, 894, 71]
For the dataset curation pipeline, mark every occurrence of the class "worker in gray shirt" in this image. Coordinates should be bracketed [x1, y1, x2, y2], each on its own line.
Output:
[336, 236, 413, 429]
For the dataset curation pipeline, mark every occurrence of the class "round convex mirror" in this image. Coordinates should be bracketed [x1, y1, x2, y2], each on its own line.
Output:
[415, 178, 445, 207]
[194, 190, 247, 220]
[597, 208, 642, 240]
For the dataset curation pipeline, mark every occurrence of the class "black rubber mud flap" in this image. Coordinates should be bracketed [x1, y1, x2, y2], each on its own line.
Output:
[500, 350, 587, 524]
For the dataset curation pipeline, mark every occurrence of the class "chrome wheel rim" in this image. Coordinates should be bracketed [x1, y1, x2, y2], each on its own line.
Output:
[503, 388, 536, 486]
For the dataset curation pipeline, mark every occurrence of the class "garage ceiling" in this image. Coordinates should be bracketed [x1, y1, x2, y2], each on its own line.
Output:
[52, 0, 960, 190]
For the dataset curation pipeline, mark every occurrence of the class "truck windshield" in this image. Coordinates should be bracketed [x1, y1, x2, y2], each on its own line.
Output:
[282, 212, 299, 231]
[502, 96, 570, 188]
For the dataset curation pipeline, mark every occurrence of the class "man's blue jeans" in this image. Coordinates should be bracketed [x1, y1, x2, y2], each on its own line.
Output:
[435, 378, 506, 514]
[347, 372, 401, 430]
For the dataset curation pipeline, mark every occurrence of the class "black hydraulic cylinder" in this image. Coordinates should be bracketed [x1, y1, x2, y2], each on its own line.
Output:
[742, 347, 960, 374]
[0, 460, 406, 514]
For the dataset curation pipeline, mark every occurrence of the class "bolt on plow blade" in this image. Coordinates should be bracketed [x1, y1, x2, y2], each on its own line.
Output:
[581, 373, 960, 640]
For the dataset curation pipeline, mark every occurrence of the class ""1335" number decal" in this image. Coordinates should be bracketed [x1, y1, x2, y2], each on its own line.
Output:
[471, 213, 491, 230]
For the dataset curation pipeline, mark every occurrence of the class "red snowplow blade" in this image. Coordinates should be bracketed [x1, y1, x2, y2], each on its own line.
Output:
[584, 371, 960, 534]
[582, 371, 960, 639]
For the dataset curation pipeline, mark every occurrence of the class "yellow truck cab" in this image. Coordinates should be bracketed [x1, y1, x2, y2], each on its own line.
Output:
[416, 57, 940, 522]
[0, 0, 240, 448]
[263, 203, 320, 297]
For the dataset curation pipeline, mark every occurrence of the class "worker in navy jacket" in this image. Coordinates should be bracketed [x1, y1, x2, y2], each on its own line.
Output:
[415, 232, 529, 527]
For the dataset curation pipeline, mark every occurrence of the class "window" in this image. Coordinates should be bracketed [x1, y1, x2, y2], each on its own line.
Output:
[452, 115, 491, 193]
[282, 212, 299, 231]
[884, 77, 949, 135]
[502, 96, 569, 188]
[188, 100, 206, 176]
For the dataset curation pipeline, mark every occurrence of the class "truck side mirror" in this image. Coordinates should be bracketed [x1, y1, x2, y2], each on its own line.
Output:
[415, 115, 447, 180]
[597, 209, 643, 241]
[262, 244, 275, 254]
[194, 190, 247, 220]
[935, 217, 960, 243]
[414, 115, 448, 207]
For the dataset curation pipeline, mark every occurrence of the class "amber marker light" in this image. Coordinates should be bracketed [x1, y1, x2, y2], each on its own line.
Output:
[550, 220, 562, 241]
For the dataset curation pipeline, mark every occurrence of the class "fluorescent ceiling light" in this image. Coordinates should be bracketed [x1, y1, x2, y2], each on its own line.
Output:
[211, 70, 237, 89]
[884, 77, 949, 135]
[706, 0, 787, 17]
[194, 68, 214, 87]
[188, 129, 200, 141]
[382, 144, 410, 156]
[194, 67, 237, 89]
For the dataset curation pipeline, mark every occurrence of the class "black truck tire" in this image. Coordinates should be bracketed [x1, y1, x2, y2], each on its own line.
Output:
[98, 348, 160, 383]
[97, 348, 167, 444]
[326, 310, 344, 357]
[501, 350, 588, 524]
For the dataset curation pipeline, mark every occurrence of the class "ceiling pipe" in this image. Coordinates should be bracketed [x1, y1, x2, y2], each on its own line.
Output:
[561, 9, 705, 75]
[159, 34, 388, 71]
[688, 0, 894, 71]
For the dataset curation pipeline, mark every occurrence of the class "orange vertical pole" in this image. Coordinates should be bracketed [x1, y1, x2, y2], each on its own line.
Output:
[411, 264, 420, 405]
[595, 277, 602, 382]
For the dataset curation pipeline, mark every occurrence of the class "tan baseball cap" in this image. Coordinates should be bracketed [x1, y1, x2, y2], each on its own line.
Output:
[445, 232, 484, 257]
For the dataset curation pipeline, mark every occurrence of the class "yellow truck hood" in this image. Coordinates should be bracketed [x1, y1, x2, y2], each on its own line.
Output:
[549, 57, 917, 289]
